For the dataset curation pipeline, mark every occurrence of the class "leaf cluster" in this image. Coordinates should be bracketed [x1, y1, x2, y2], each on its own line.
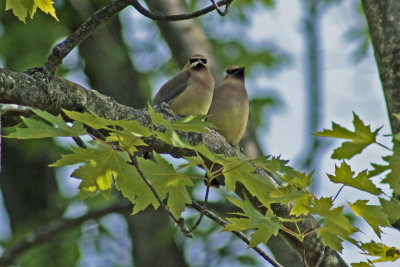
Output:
[3, 109, 400, 266]
[6, 0, 58, 23]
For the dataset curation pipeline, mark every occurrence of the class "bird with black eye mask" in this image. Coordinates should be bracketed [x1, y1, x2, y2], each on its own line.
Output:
[205, 66, 249, 188]
[152, 54, 214, 116]
[207, 66, 249, 146]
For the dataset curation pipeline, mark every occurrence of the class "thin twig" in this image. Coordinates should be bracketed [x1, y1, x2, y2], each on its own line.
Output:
[131, 0, 233, 21]
[40, 0, 233, 76]
[375, 141, 392, 151]
[72, 136, 87, 149]
[0, 202, 132, 266]
[191, 183, 210, 231]
[210, 0, 231, 16]
[42, 0, 132, 76]
[127, 153, 193, 237]
[190, 200, 284, 267]
[315, 245, 327, 267]
[332, 185, 345, 203]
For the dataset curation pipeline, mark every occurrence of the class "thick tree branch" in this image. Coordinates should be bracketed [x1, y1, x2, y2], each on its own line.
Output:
[0, 202, 133, 266]
[362, 0, 400, 231]
[0, 67, 347, 266]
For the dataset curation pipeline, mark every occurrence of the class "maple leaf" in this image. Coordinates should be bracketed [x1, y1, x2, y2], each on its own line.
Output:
[349, 200, 391, 237]
[50, 141, 129, 200]
[310, 197, 357, 251]
[136, 152, 194, 218]
[360, 241, 400, 263]
[4, 109, 85, 139]
[314, 113, 380, 159]
[224, 195, 281, 247]
[327, 161, 382, 195]
[223, 157, 275, 206]
[255, 156, 312, 188]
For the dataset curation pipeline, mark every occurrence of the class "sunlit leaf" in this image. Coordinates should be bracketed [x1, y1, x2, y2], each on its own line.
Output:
[50, 141, 129, 200]
[349, 200, 391, 237]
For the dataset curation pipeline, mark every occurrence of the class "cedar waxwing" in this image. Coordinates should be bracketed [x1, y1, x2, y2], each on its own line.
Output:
[152, 54, 214, 116]
[207, 66, 249, 146]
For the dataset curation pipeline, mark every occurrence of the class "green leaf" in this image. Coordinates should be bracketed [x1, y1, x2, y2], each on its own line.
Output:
[63, 109, 152, 137]
[192, 144, 227, 165]
[50, 141, 130, 200]
[137, 152, 194, 218]
[379, 198, 400, 224]
[21, 0, 35, 17]
[360, 241, 400, 263]
[179, 156, 204, 170]
[223, 158, 275, 206]
[170, 114, 213, 133]
[310, 197, 357, 251]
[105, 130, 147, 154]
[269, 186, 312, 216]
[351, 263, 372, 267]
[116, 165, 159, 214]
[327, 161, 382, 195]
[148, 103, 171, 128]
[314, 113, 380, 159]
[381, 144, 400, 194]
[368, 162, 390, 178]
[4, 110, 86, 139]
[225, 195, 281, 247]
[349, 200, 391, 237]
[6, 0, 58, 22]
[33, 0, 58, 21]
[255, 156, 311, 188]
[223, 217, 254, 232]
[6, 0, 28, 22]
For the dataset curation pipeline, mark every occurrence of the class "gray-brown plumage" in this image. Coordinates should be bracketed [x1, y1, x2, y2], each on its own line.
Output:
[152, 54, 214, 116]
[207, 66, 249, 146]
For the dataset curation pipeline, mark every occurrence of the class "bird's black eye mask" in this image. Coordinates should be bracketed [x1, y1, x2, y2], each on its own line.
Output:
[190, 58, 207, 65]
[226, 69, 237, 75]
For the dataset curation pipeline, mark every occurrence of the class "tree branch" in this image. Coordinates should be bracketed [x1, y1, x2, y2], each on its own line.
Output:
[362, 0, 400, 231]
[39, 0, 234, 77]
[127, 153, 193, 237]
[0, 67, 347, 266]
[362, 0, 400, 134]
[191, 200, 284, 267]
[41, 0, 132, 76]
[131, 0, 233, 21]
[0, 202, 133, 266]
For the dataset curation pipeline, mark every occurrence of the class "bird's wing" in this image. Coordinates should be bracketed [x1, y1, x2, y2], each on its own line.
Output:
[152, 70, 191, 105]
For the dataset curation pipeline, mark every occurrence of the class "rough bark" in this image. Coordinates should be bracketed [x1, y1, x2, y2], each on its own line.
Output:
[362, 0, 400, 230]
[362, 0, 400, 134]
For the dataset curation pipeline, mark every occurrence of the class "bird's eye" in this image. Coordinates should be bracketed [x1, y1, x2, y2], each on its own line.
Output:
[200, 58, 207, 64]
[189, 59, 197, 64]
[227, 69, 236, 75]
